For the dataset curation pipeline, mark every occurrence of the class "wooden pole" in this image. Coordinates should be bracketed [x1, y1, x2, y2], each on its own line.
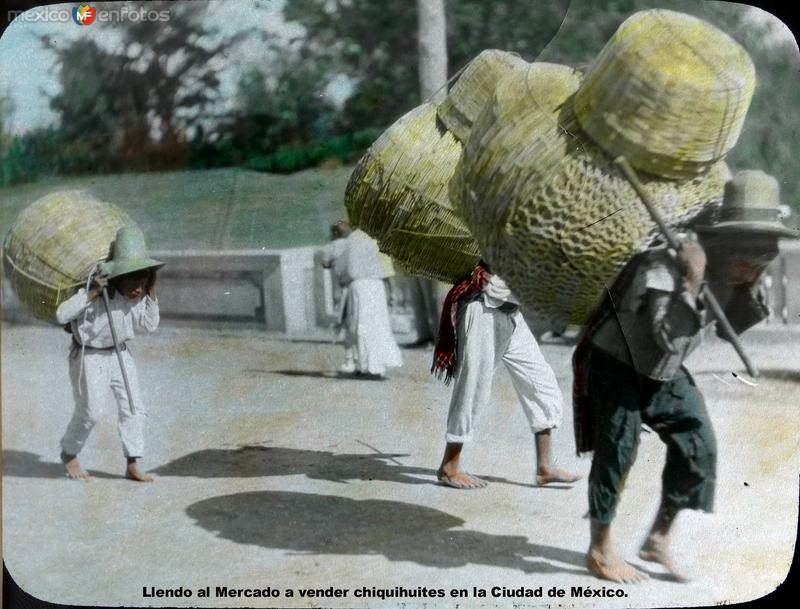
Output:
[100, 285, 138, 414]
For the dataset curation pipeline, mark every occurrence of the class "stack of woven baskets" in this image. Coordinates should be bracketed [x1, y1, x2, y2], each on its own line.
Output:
[3, 190, 135, 322]
[345, 50, 526, 283]
[347, 9, 756, 324]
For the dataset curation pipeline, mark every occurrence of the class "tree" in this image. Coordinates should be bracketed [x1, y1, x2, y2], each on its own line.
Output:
[283, 0, 569, 132]
[218, 53, 338, 169]
[417, 0, 448, 102]
[0, 92, 14, 184]
[45, 3, 246, 172]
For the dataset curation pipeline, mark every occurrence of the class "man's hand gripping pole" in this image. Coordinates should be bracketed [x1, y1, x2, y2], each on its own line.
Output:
[614, 156, 759, 378]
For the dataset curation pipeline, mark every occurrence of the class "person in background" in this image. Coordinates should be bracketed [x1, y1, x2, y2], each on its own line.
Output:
[321, 221, 403, 378]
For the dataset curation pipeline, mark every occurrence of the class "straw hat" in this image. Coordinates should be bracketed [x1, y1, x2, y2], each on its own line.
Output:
[573, 9, 756, 179]
[106, 227, 165, 279]
[695, 170, 798, 238]
[345, 103, 480, 283]
[438, 50, 530, 144]
[455, 62, 729, 325]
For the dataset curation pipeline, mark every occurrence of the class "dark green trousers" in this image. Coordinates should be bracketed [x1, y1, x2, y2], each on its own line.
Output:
[587, 348, 717, 524]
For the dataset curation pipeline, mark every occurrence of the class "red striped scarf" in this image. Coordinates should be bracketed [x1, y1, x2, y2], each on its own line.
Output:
[431, 263, 492, 384]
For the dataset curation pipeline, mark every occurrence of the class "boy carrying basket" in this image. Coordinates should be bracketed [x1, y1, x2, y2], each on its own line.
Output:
[56, 226, 164, 482]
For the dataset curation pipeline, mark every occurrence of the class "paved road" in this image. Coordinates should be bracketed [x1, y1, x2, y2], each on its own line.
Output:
[2, 323, 797, 607]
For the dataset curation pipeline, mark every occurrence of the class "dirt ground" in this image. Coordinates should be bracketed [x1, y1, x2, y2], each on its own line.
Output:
[2, 322, 798, 608]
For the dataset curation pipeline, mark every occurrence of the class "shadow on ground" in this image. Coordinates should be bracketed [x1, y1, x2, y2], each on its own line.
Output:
[151, 445, 547, 489]
[152, 445, 434, 484]
[2, 450, 126, 480]
[186, 490, 589, 574]
[246, 369, 386, 381]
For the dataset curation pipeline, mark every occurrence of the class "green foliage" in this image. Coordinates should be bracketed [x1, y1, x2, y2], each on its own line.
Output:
[283, 0, 570, 131]
[243, 129, 382, 174]
[42, 4, 245, 174]
[223, 62, 339, 164]
[0, 128, 61, 186]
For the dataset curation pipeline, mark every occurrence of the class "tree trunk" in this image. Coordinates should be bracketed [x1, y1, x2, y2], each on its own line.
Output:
[414, 0, 450, 340]
[416, 0, 448, 103]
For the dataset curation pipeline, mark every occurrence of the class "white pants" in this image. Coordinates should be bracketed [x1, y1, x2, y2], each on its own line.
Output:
[344, 279, 403, 375]
[446, 300, 562, 443]
[61, 347, 146, 458]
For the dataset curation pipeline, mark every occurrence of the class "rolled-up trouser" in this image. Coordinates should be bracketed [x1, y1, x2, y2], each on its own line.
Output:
[445, 300, 563, 443]
[587, 348, 716, 524]
[61, 347, 146, 458]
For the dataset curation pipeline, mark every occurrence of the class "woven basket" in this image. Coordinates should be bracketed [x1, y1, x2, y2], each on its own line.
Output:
[438, 50, 530, 144]
[457, 64, 729, 325]
[2, 190, 136, 323]
[451, 62, 583, 228]
[573, 9, 755, 179]
[345, 103, 480, 283]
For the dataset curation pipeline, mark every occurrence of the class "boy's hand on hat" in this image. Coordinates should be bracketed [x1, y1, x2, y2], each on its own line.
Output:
[88, 275, 108, 301]
[146, 270, 158, 297]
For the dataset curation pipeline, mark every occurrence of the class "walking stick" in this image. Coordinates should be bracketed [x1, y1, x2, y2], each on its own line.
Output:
[100, 284, 138, 414]
[614, 156, 759, 378]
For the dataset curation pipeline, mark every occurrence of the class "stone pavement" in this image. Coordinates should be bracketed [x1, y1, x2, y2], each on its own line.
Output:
[2, 323, 798, 607]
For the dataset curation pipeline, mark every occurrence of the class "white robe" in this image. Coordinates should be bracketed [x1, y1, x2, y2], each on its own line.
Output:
[344, 279, 403, 376]
[322, 230, 402, 375]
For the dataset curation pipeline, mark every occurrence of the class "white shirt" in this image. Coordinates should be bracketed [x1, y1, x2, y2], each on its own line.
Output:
[56, 288, 160, 348]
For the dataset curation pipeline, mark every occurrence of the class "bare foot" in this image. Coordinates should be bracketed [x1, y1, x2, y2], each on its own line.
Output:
[639, 537, 690, 582]
[126, 461, 154, 483]
[61, 452, 91, 481]
[437, 469, 487, 489]
[536, 467, 582, 486]
[587, 549, 649, 583]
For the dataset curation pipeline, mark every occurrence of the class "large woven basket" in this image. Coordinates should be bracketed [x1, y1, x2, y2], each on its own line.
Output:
[345, 103, 481, 283]
[573, 9, 755, 179]
[2, 190, 136, 322]
[437, 49, 530, 144]
[456, 63, 729, 325]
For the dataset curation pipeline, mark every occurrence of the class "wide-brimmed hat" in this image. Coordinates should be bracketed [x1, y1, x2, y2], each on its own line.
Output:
[106, 227, 165, 279]
[695, 170, 798, 238]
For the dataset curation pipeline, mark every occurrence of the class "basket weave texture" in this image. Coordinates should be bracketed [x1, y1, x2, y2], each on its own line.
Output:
[573, 9, 755, 179]
[2, 190, 135, 322]
[455, 62, 729, 325]
[437, 49, 530, 145]
[345, 103, 480, 283]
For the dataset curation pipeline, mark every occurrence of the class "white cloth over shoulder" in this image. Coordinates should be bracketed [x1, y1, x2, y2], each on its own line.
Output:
[482, 274, 520, 308]
[321, 229, 389, 286]
[56, 288, 159, 348]
[342, 229, 388, 282]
